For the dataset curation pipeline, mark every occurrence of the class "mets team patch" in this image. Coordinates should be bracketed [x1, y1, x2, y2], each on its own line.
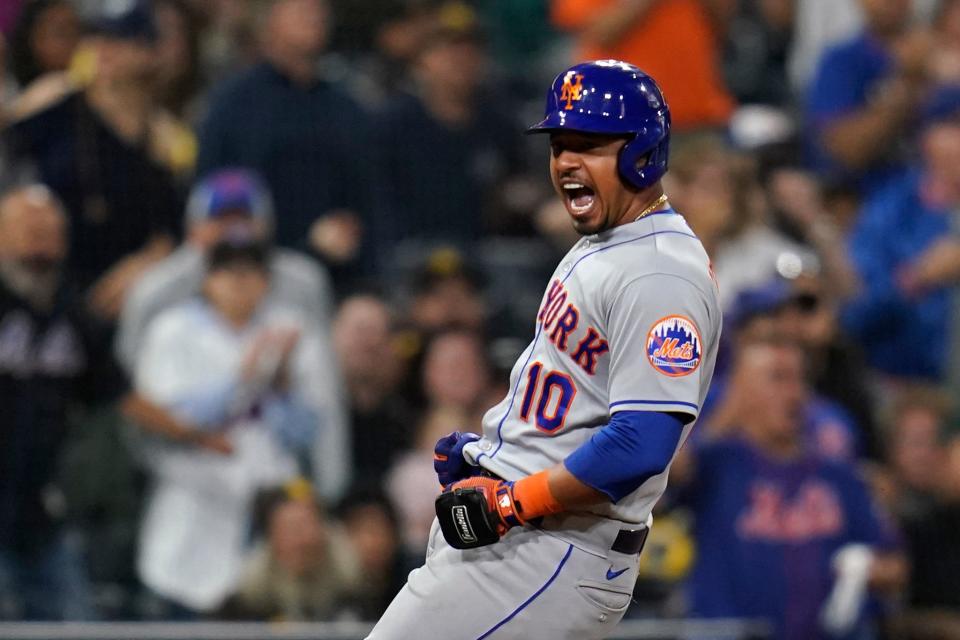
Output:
[646, 315, 702, 377]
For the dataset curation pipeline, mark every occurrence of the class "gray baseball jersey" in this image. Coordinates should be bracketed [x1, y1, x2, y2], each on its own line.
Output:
[369, 209, 722, 640]
[464, 209, 721, 527]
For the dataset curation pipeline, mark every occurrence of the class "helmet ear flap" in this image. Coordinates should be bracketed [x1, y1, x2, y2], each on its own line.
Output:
[616, 135, 648, 190]
[618, 132, 669, 190]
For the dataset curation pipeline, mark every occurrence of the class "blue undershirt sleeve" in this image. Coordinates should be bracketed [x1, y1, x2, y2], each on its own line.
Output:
[563, 410, 685, 503]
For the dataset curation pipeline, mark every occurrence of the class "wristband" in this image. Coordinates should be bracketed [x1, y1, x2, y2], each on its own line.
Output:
[511, 469, 564, 520]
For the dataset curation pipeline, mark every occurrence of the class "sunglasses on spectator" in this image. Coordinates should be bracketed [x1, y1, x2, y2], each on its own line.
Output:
[791, 293, 820, 313]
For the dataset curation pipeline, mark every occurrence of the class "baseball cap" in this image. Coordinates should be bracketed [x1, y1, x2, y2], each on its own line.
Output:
[420, 1, 485, 50]
[412, 247, 485, 294]
[728, 275, 824, 331]
[185, 169, 275, 227]
[727, 279, 794, 330]
[89, 0, 157, 42]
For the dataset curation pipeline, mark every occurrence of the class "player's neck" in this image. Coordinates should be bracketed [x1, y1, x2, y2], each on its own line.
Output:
[615, 185, 667, 228]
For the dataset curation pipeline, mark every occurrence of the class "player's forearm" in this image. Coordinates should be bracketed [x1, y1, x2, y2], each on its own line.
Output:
[517, 449, 672, 517]
[514, 411, 685, 515]
[546, 464, 608, 509]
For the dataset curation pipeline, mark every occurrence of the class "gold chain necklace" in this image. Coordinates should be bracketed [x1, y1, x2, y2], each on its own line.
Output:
[634, 193, 669, 222]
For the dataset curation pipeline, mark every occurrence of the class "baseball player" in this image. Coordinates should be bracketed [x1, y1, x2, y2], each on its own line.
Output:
[368, 60, 722, 640]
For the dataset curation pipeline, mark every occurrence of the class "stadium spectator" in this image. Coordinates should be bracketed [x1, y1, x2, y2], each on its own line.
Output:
[881, 386, 951, 520]
[763, 166, 861, 297]
[419, 329, 492, 420]
[0, 184, 121, 620]
[336, 485, 408, 620]
[702, 281, 865, 463]
[777, 272, 878, 456]
[3, 1, 193, 316]
[805, 0, 930, 194]
[371, 3, 532, 258]
[8, 0, 80, 90]
[788, 0, 863, 93]
[153, 0, 205, 121]
[898, 434, 960, 623]
[676, 337, 907, 640]
[115, 168, 335, 375]
[842, 90, 960, 381]
[334, 0, 438, 107]
[550, 0, 734, 130]
[662, 136, 742, 261]
[664, 137, 814, 312]
[406, 248, 487, 336]
[718, 0, 793, 106]
[385, 406, 471, 554]
[220, 480, 361, 621]
[197, 0, 372, 277]
[132, 238, 348, 615]
[332, 293, 413, 486]
[190, 0, 276, 82]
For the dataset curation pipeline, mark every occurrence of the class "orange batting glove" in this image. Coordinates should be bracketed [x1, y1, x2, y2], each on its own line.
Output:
[446, 470, 564, 536]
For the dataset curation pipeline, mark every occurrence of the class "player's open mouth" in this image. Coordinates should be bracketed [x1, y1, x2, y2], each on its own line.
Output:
[562, 182, 596, 215]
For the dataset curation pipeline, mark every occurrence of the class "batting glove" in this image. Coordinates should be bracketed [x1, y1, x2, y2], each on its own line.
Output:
[435, 471, 564, 549]
[433, 431, 481, 488]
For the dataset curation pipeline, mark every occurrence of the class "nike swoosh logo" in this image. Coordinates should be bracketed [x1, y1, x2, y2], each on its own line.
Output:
[606, 566, 629, 580]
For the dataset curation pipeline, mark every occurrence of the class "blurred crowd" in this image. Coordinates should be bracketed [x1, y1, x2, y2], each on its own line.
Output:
[1, 0, 960, 637]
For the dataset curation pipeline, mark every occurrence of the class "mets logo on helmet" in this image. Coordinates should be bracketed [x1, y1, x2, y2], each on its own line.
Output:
[646, 315, 702, 377]
[560, 72, 584, 110]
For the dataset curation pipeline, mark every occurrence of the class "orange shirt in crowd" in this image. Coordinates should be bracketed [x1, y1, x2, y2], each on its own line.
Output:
[551, 0, 735, 130]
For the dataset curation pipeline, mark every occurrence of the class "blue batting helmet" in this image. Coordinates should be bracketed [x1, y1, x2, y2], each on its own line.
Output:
[527, 60, 671, 190]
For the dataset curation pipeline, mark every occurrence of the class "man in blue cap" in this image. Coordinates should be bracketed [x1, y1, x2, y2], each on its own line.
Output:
[116, 168, 336, 380]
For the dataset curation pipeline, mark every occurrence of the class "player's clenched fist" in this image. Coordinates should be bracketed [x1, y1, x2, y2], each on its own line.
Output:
[435, 471, 563, 549]
[433, 431, 481, 487]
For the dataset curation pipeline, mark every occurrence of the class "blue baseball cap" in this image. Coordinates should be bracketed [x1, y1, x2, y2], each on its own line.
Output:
[728, 279, 794, 329]
[185, 169, 275, 227]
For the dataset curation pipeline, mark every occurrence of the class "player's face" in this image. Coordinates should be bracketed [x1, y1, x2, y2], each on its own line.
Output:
[549, 131, 634, 235]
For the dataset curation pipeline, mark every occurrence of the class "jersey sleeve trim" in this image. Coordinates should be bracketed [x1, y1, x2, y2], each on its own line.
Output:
[609, 399, 699, 416]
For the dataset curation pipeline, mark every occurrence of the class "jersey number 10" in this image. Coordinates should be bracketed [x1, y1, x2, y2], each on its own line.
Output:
[520, 362, 577, 433]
